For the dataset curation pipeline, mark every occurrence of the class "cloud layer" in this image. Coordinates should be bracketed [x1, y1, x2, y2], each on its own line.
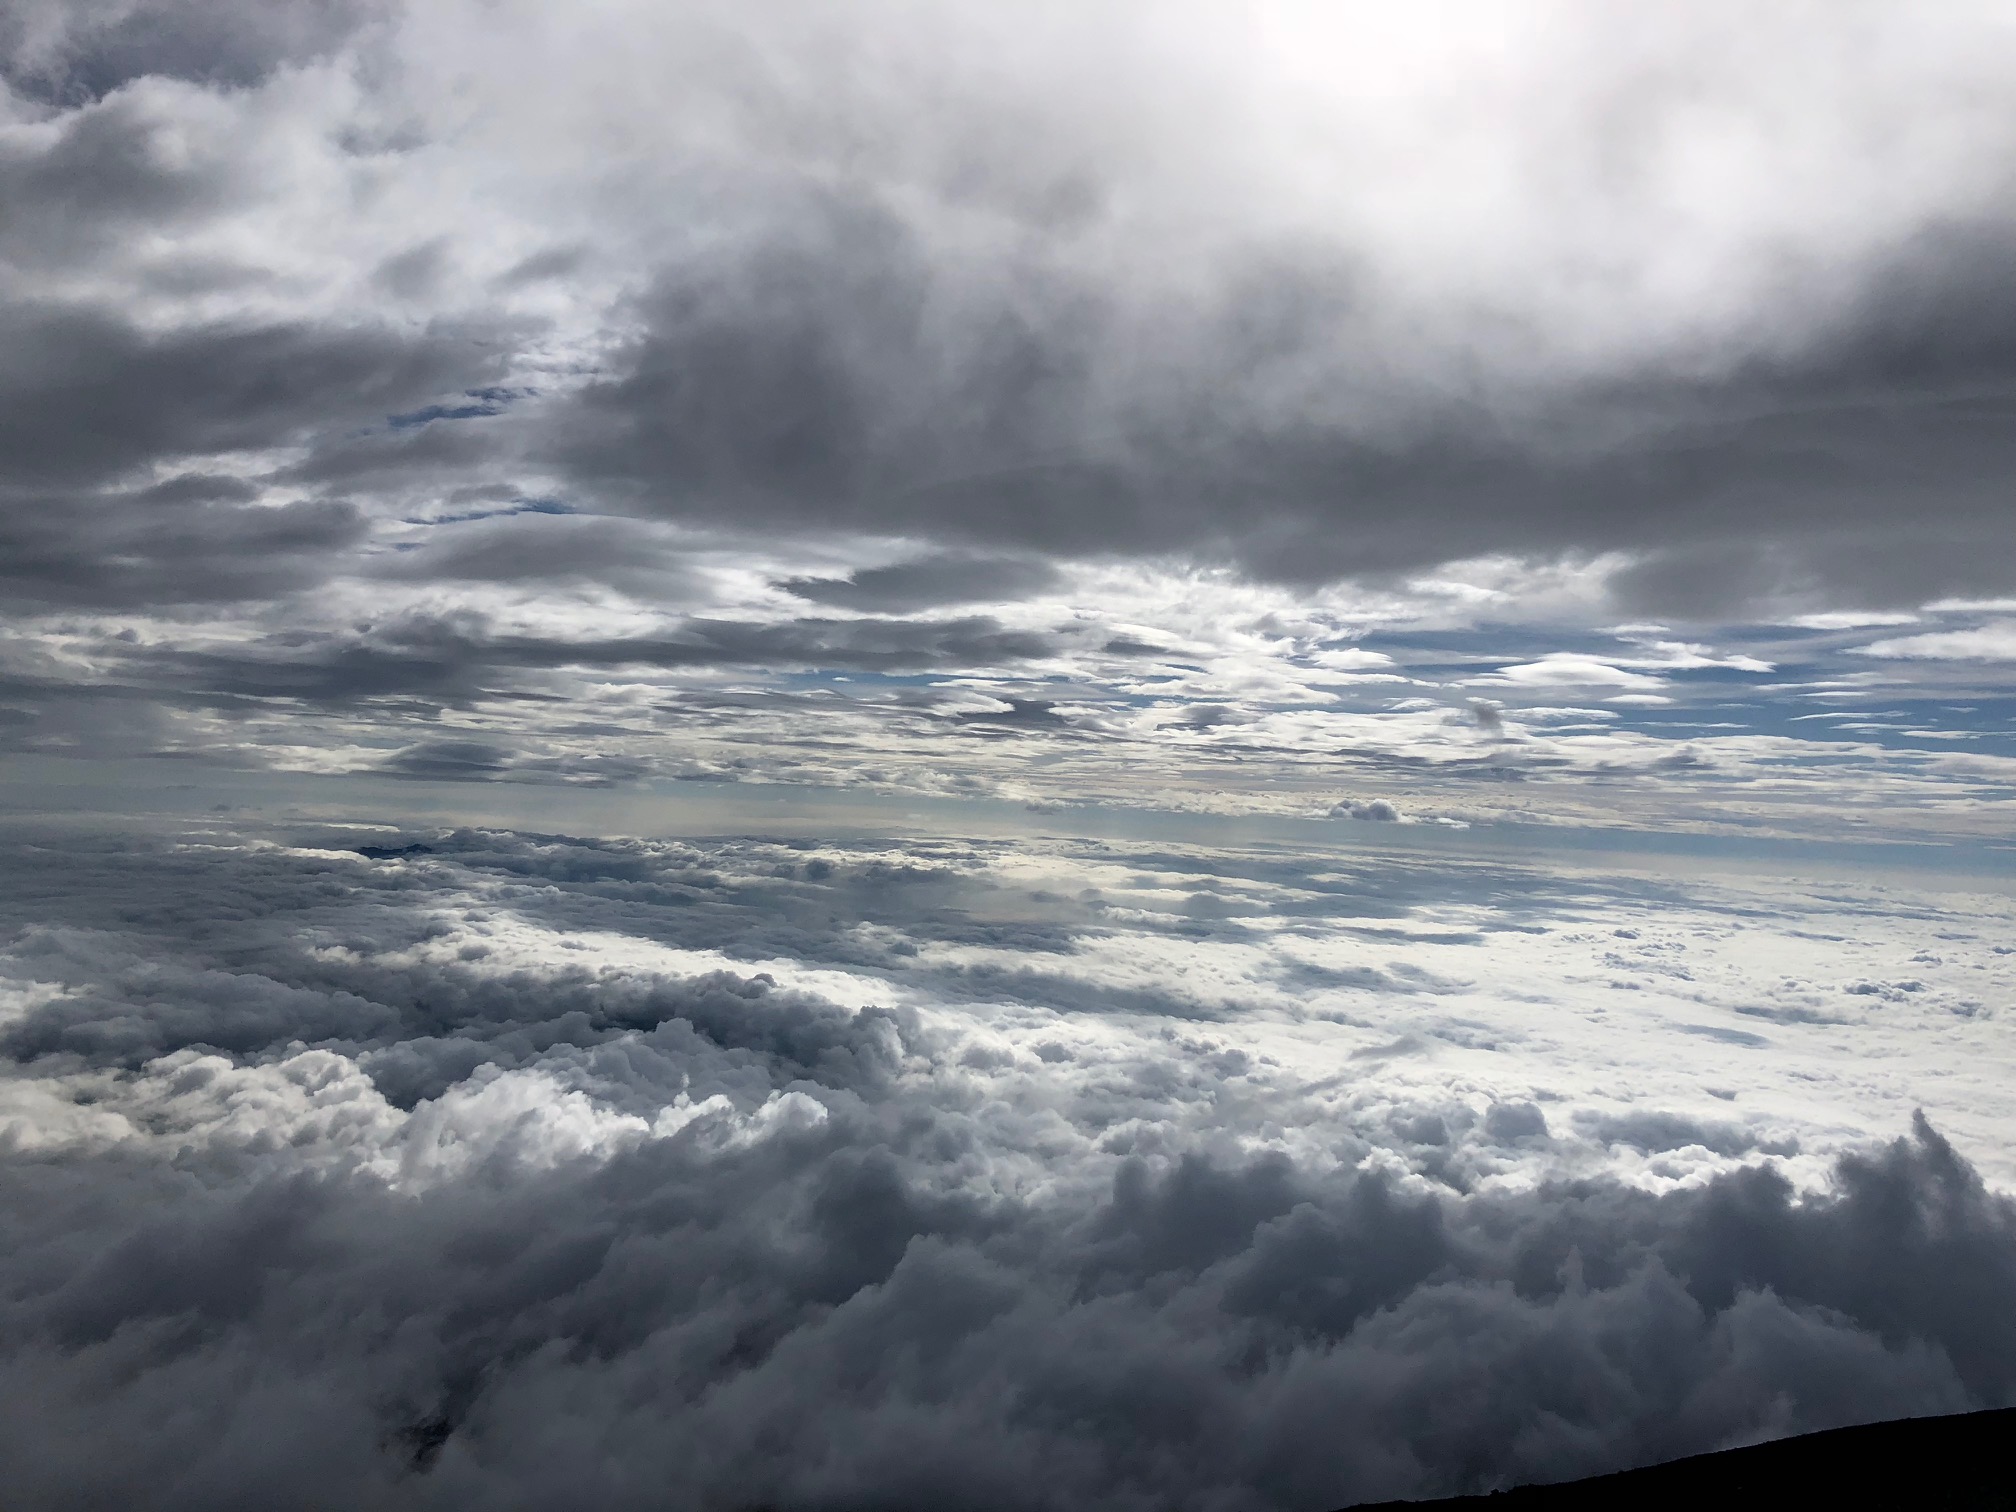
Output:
[6, 0, 2016, 606]
[2, 15, 2014, 1504]
[0, 823, 2011, 1508]
[1, 0, 2014, 840]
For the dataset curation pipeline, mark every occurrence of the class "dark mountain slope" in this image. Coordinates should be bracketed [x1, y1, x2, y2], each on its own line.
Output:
[1347, 1406, 2016, 1509]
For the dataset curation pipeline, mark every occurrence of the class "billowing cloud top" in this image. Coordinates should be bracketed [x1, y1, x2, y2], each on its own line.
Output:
[0, 819, 2012, 1507]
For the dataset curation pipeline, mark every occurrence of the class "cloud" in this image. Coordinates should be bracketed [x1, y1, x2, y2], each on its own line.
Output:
[0, 305, 505, 491]
[3, 0, 2012, 626]
[1330, 798, 1401, 821]
[0, 474, 366, 609]
[475, 0, 2016, 611]
[0, 821, 2008, 1505]
[1786, 612, 1921, 630]
[546, 195, 2016, 610]
[366, 511, 705, 593]
[0, 0, 382, 101]
[1484, 656, 1667, 690]
[1310, 648, 1395, 672]
[0, 1044, 2005, 1506]
[782, 554, 1063, 612]
[373, 738, 650, 786]
[1853, 621, 2016, 662]
[2, 4, 2016, 1486]
[1, 10, 2015, 1501]
[0, 0, 2012, 842]
[96, 611, 1070, 715]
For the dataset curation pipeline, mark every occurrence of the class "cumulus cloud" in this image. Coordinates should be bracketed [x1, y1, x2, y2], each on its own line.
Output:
[1330, 798, 1401, 821]
[0, 823, 2010, 1508]
[3, 1093, 2007, 1510]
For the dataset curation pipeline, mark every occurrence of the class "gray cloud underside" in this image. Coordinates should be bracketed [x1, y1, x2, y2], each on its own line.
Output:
[553, 211, 2016, 611]
[0, 0, 380, 103]
[123, 615, 1067, 710]
[5, 263, 1982, 617]
[0, 309, 504, 490]
[0, 609, 1079, 760]
[1, 4, 2013, 619]
[0, 307, 518, 610]
[0, 827, 2011, 1509]
[782, 553, 1064, 613]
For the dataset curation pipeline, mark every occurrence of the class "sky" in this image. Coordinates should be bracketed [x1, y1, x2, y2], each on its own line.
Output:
[1, 2, 2014, 1508]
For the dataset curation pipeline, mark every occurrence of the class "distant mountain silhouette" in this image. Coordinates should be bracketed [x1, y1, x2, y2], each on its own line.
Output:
[1345, 1407, 2016, 1509]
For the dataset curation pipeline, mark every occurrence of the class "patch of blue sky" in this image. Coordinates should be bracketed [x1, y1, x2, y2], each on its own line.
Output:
[1736, 697, 2016, 753]
[1657, 662, 1780, 686]
[384, 386, 535, 429]
[403, 498, 578, 526]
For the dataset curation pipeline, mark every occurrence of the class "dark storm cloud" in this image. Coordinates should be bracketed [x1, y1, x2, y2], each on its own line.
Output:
[0, 673, 179, 758]
[546, 203, 1170, 553]
[0, 826, 2009, 1510]
[367, 612, 1070, 679]
[0, 60, 526, 610]
[0, 3, 2010, 631]
[278, 401, 536, 496]
[548, 201, 2016, 613]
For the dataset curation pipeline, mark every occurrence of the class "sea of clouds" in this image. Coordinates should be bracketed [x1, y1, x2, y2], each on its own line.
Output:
[0, 820, 2010, 1510]
[3, 7, 2016, 1501]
